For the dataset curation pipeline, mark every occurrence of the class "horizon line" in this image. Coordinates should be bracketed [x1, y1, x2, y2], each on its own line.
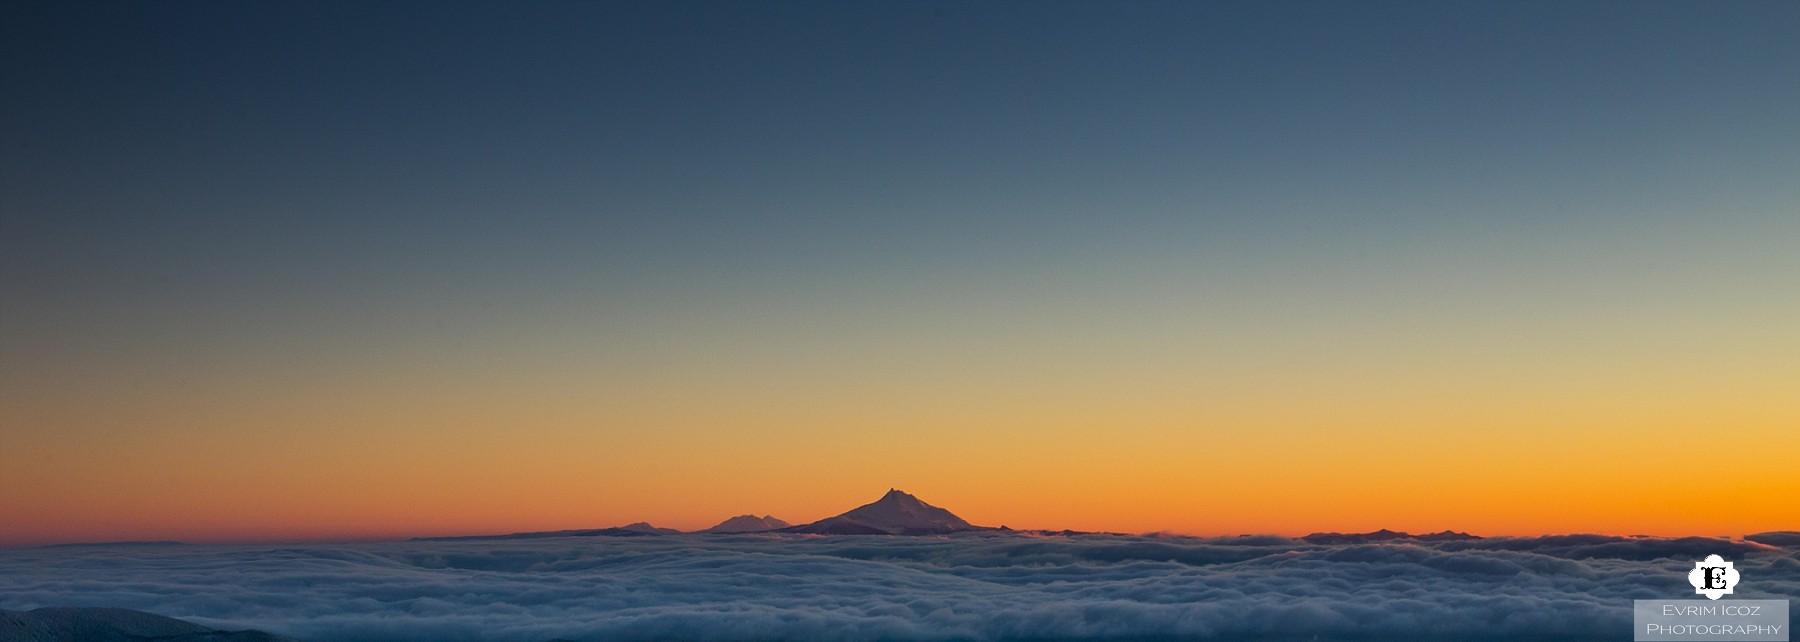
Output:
[11, 527, 1790, 550]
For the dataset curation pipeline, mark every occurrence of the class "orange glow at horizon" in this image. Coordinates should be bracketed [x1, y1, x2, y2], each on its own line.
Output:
[5, 346, 1795, 546]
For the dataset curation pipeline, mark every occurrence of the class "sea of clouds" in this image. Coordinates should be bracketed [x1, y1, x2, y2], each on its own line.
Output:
[2, 533, 1794, 641]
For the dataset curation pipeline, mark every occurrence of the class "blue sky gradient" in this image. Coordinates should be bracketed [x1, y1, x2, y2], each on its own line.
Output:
[2, 1, 1796, 542]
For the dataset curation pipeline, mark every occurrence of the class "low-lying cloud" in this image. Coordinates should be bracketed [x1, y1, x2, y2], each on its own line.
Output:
[2, 534, 1793, 641]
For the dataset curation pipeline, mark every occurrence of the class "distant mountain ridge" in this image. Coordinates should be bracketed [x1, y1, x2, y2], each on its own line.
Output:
[705, 515, 792, 533]
[1301, 529, 1483, 545]
[411, 489, 984, 540]
[1745, 531, 1800, 547]
[415, 521, 679, 541]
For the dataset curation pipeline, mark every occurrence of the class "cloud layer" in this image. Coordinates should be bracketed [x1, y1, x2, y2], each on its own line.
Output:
[2, 534, 1793, 641]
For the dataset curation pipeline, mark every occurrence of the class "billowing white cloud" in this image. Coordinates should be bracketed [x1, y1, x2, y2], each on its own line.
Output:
[1, 534, 1792, 641]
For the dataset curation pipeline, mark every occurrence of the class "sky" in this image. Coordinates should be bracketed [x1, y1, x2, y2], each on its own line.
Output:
[1, 0, 1796, 546]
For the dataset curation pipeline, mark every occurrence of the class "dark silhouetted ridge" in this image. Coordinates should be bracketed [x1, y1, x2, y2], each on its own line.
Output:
[1302, 529, 1483, 545]
[704, 515, 792, 533]
[0, 607, 300, 642]
[415, 522, 680, 541]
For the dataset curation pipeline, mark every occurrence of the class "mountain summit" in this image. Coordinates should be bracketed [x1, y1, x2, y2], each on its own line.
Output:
[788, 489, 982, 535]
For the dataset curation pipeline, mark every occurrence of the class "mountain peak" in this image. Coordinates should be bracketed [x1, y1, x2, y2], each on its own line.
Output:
[878, 488, 919, 503]
[788, 489, 981, 535]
